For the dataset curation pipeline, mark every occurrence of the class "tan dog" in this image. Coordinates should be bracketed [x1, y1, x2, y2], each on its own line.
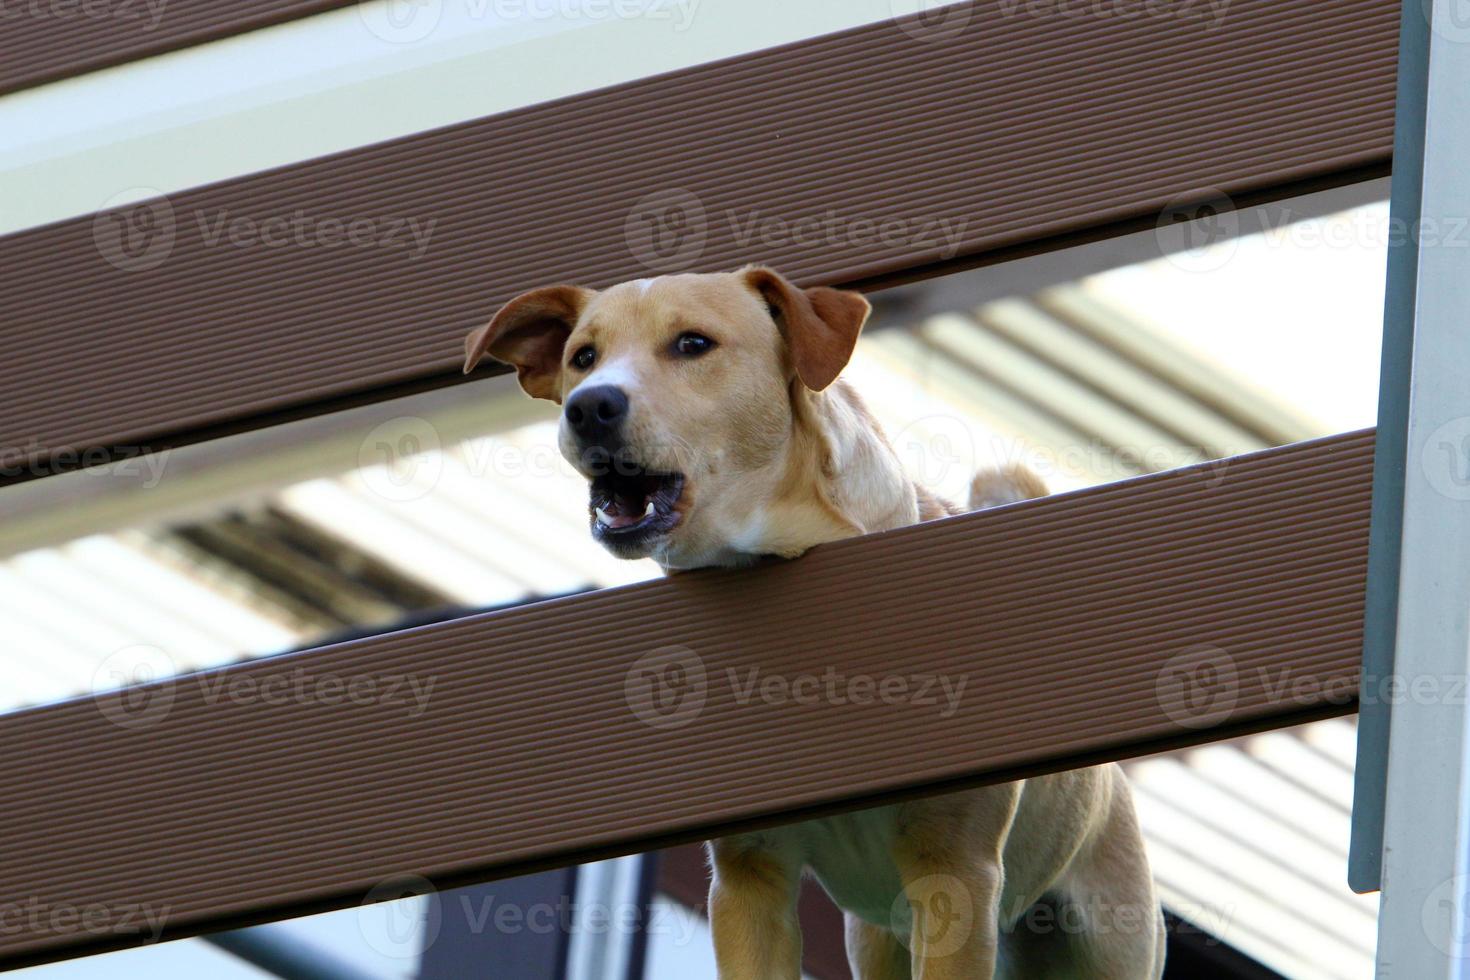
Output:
[466, 267, 1165, 979]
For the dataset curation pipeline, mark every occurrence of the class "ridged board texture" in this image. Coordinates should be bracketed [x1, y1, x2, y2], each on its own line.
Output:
[0, 1, 354, 97]
[0, 430, 1371, 967]
[0, 0, 1397, 475]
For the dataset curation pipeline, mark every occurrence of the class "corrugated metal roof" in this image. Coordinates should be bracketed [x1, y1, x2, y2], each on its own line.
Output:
[1128, 721, 1376, 979]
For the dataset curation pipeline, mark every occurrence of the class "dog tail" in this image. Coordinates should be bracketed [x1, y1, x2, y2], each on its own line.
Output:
[968, 462, 1049, 511]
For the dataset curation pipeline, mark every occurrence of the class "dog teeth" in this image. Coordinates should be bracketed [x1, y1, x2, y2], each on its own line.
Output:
[643, 499, 656, 518]
[595, 506, 613, 526]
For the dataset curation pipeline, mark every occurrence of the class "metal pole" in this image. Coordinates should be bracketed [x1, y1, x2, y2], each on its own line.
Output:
[1348, 0, 1434, 896]
[204, 924, 383, 980]
[1371, 0, 1470, 974]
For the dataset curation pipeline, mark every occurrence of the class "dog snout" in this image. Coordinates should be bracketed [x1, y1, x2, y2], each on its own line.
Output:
[565, 384, 629, 449]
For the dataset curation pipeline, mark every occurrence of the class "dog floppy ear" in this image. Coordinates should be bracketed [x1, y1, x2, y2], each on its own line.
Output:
[744, 266, 870, 391]
[464, 285, 594, 402]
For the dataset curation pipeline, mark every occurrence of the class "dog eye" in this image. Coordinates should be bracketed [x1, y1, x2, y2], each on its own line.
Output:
[674, 332, 715, 357]
[570, 345, 596, 370]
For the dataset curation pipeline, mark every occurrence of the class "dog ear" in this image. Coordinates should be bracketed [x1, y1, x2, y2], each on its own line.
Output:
[464, 285, 594, 402]
[744, 266, 870, 391]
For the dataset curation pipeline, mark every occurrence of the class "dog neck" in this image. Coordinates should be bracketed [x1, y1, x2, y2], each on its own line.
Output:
[773, 379, 920, 547]
[653, 381, 926, 571]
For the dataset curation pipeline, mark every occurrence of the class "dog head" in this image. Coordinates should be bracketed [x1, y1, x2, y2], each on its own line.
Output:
[464, 267, 871, 568]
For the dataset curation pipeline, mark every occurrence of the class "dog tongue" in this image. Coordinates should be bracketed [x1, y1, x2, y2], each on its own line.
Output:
[597, 494, 656, 529]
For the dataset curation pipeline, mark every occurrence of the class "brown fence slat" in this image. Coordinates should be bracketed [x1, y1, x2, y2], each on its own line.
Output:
[0, 0, 1396, 479]
[0, 1, 355, 97]
[0, 430, 1371, 968]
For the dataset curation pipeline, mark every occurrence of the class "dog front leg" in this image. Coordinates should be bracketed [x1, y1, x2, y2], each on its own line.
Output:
[896, 858, 1004, 980]
[708, 839, 803, 980]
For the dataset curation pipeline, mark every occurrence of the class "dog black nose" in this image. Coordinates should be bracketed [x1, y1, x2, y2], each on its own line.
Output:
[564, 385, 629, 446]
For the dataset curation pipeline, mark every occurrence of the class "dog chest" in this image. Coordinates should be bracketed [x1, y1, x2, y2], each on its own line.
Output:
[798, 805, 907, 927]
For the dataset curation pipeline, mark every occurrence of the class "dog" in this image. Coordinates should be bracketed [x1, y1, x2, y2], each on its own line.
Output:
[465, 266, 1165, 979]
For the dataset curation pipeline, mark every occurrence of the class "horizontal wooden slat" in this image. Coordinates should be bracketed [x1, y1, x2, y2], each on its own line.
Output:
[0, 429, 1371, 968]
[0, 0, 1396, 480]
[0, 0, 353, 97]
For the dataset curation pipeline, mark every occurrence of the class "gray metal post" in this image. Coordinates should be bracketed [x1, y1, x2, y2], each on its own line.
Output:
[1349, 0, 1434, 896]
[1370, 0, 1470, 974]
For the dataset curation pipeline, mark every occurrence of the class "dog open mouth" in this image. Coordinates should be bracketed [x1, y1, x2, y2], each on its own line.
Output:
[589, 468, 685, 545]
